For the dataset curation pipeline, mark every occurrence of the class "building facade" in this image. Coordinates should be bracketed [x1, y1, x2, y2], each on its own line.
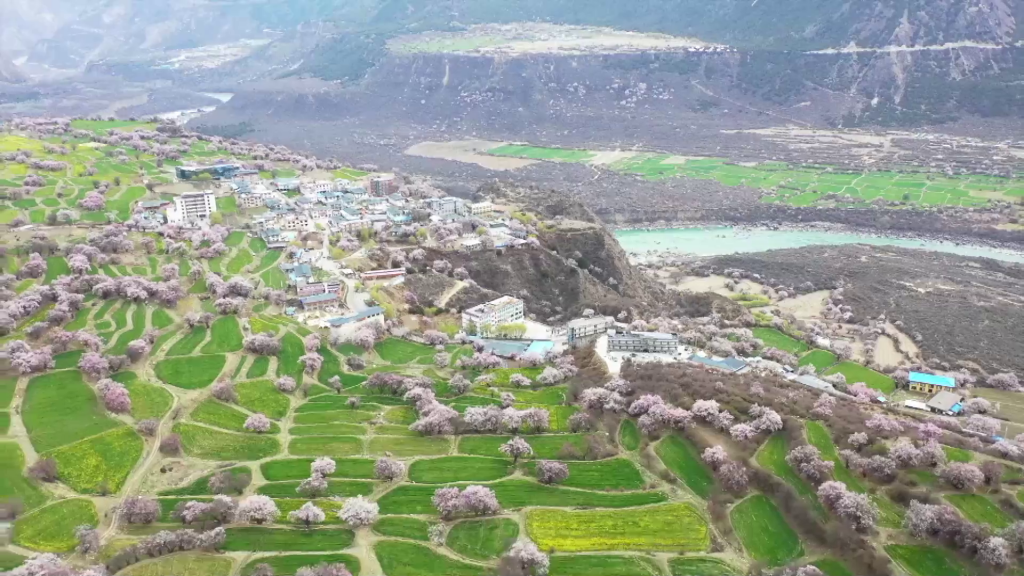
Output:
[370, 175, 398, 196]
[168, 192, 216, 224]
[470, 201, 495, 216]
[566, 316, 615, 346]
[462, 296, 525, 333]
[607, 331, 678, 354]
[908, 371, 957, 395]
[298, 292, 340, 310]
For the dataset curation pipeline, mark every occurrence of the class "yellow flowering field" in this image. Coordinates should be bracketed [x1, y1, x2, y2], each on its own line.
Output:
[526, 503, 709, 552]
[45, 426, 143, 494]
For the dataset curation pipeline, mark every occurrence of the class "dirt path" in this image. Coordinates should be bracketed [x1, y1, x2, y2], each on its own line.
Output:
[7, 375, 39, 464]
[435, 281, 466, 308]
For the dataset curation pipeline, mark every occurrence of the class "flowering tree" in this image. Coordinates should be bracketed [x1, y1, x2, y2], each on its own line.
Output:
[312, 457, 336, 478]
[297, 476, 328, 498]
[702, 446, 729, 469]
[75, 525, 100, 556]
[987, 373, 1020, 391]
[244, 413, 272, 433]
[940, 463, 985, 490]
[978, 536, 1011, 568]
[212, 381, 238, 403]
[119, 496, 160, 524]
[889, 438, 921, 468]
[965, 414, 1001, 436]
[374, 457, 405, 482]
[501, 540, 550, 576]
[79, 192, 106, 211]
[817, 481, 878, 532]
[300, 353, 323, 374]
[432, 487, 461, 519]
[915, 423, 943, 443]
[126, 339, 151, 362]
[536, 460, 569, 484]
[500, 436, 533, 464]
[276, 376, 297, 393]
[289, 502, 326, 529]
[339, 496, 379, 527]
[786, 445, 835, 485]
[810, 393, 836, 418]
[865, 414, 904, 435]
[244, 334, 281, 356]
[236, 495, 280, 524]
[459, 485, 501, 516]
[303, 333, 321, 352]
[78, 352, 110, 379]
[97, 379, 132, 413]
[847, 432, 870, 449]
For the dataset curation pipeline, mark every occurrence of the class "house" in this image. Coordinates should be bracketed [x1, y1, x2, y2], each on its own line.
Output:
[608, 331, 678, 354]
[926, 391, 965, 416]
[908, 371, 957, 394]
[234, 169, 261, 184]
[470, 201, 494, 216]
[166, 192, 216, 225]
[370, 175, 398, 196]
[566, 316, 614, 346]
[386, 207, 412, 224]
[280, 263, 313, 285]
[298, 292, 339, 311]
[326, 306, 386, 339]
[426, 196, 466, 219]
[361, 268, 405, 281]
[175, 163, 241, 181]
[274, 178, 300, 191]
[462, 296, 525, 334]
[689, 354, 749, 374]
[904, 400, 930, 412]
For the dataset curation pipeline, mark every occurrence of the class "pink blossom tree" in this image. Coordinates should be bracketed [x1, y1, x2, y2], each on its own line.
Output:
[536, 460, 569, 484]
[865, 414, 904, 436]
[339, 496, 378, 527]
[501, 540, 549, 576]
[118, 496, 160, 524]
[244, 413, 272, 433]
[244, 333, 281, 356]
[97, 379, 132, 413]
[236, 495, 280, 524]
[374, 457, 405, 482]
[78, 351, 110, 379]
[940, 462, 985, 490]
[300, 353, 323, 374]
[288, 501, 326, 529]
[965, 414, 1001, 436]
[276, 376, 297, 393]
[810, 393, 836, 418]
[500, 436, 533, 464]
[786, 445, 835, 485]
[702, 446, 729, 469]
[312, 457, 336, 478]
[433, 487, 461, 519]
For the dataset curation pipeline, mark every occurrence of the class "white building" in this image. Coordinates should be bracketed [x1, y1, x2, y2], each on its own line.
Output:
[462, 296, 525, 333]
[304, 181, 333, 196]
[167, 191, 216, 225]
[427, 196, 467, 219]
[566, 316, 615, 346]
[470, 201, 494, 216]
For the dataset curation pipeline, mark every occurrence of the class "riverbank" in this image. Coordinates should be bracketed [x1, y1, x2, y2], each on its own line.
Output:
[613, 223, 1024, 264]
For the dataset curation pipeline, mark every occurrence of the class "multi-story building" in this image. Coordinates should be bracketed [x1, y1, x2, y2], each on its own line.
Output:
[298, 292, 340, 311]
[274, 178, 300, 191]
[426, 196, 467, 219]
[566, 316, 615, 346]
[908, 372, 957, 395]
[304, 181, 333, 195]
[296, 279, 343, 298]
[608, 331, 678, 354]
[370, 175, 398, 196]
[167, 192, 216, 225]
[470, 201, 495, 216]
[327, 306, 386, 339]
[175, 163, 241, 181]
[462, 296, 525, 333]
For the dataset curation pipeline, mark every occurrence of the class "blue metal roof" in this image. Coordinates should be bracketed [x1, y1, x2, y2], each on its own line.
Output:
[299, 292, 339, 305]
[327, 307, 384, 326]
[691, 356, 748, 372]
[909, 371, 956, 388]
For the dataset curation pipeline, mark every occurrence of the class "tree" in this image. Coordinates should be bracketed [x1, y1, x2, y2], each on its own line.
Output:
[78, 352, 110, 379]
[75, 525, 100, 556]
[159, 434, 182, 455]
[276, 376, 297, 393]
[126, 339, 151, 362]
[311, 456, 336, 478]
[432, 487, 461, 520]
[244, 333, 281, 356]
[536, 460, 569, 484]
[702, 446, 729, 470]
[237, 495, 279, 525]
[459, 485, 501, 516]
[289, 502, 326, 529]
[374, 457, 405, 482]
[300, 353, 323, 374]
[965, 414, 1000, 436]
[339, 496, 378, 527]
[501, 540, 550, 576]
[500, 436, 533, 464]
[209, 469, 251, 495]
[786, 445, 834, 485]
[817, 481, 878, 532]
[940, 463, 985, 490]
[244, 413, 272, 433]
[119, 496, 160, 524]
[979, 536, 1011, 568]
[97, 379, 132, 413]
[28, 458, 58, 482]
[297, 476, 328, 498]
[212, 380, 238, 403]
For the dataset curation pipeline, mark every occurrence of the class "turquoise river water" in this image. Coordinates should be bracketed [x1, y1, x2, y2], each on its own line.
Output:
[614, 226, 1024, 264]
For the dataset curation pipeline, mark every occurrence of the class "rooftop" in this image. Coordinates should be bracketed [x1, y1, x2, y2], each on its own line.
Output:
[690, 355, 747, 373]
[927, 391, 964, 413]
[299, 293, 340, 305]
[327, 307, 385, 326]
[909, 371, 956, 388]
[568, 316, 614, 328]
[465, 296, 523, 316]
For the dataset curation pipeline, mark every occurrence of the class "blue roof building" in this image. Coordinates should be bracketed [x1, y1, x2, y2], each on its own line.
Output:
[909, 371, 956, 394]
[327, 307, 385, 327]
[690, 355, 749, 373]
[298, 292, 340, 309]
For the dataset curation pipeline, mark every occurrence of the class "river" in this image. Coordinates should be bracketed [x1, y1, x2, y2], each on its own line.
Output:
[614, 226, 1024, 264]
[155, 92, 234, 125]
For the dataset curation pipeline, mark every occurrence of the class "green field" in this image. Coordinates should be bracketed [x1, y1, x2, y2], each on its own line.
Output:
[226, 250, 254, 274]
[656, 435, 715, 498]
[278, 332, 305, 382]
[0, 442, 48, 511]
[45, 426, 143, 494]
[114, 372, 173, 421]
[237, 379, 291, 419]
[151, 308, 174, 329]
[942, 445, 973, 463]
[526, 458, 645, 491]
[619, 420, 640, 451]
[667, 556, 738, 576]
[155, 355, 226, 389]
[730, 494, 803, 566]
[192, 399, 280, 434]
[552, 555, 663, 576]
[798, 350, 838, 372]
[258, 479, 374, 498]
[753, 328, 808, 354]
[13, 498, 99, 552]
[812, 559, 854, 576]
[489, 144, 596, 163]
[122, 554, 232, 576]
[201, 315, 244, 354]
[22, 369, 120, 453]
[804, 421, 864, 492]
[0, 551, 26, 571]
[242, 554, 360, 576]
[885, 544, 969, 576]
[261, 458, 376, 481]
[944, 494, 1013, 528]
[378, 479, 666, 514]
[42, 256, 70, 285]
[824, 362, 895, 394]
[527, 503, 708, 552]
[373, 517, 432, 541]
[247, 355, 271, 378]
[458, 434, 591, 460]
[166, 326, 208, 356]
[446, 517, 519, 559]
[756, 434, 824, 516]
[173, 422, 280, 460]
[290, 423, 367, 436]
[222, 527, 355, 551]
[408, 456, 510, 483]
[368, 435, 451, 457]
[225, 231, 246, 246]
[289, 435, 364, 458]
[374, 338, 436, 364]
[159, 466, 251, 496]
[375, 541, 483, 576]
